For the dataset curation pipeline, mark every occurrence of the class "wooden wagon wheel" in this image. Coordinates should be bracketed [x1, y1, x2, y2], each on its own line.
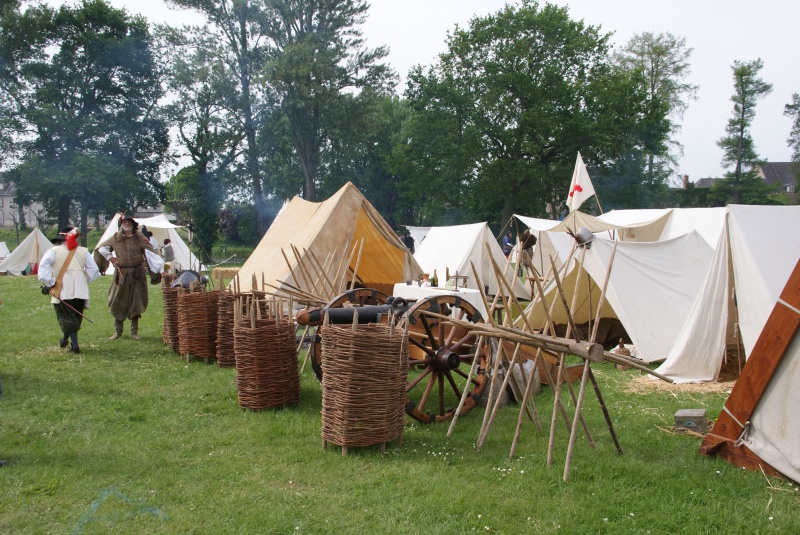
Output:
[310, 288, 389, 380]
[398, 295, 488, 424]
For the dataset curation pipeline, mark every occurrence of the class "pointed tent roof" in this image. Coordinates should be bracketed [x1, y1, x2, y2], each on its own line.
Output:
[413, 222, 529, 297]
[93, 213, 202, 273]
[0, 228, 52, 275]
[236, 182, 421, 294]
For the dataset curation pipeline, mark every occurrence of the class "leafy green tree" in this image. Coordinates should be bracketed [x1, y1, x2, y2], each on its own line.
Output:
[165, 165, 224, 264]
[167, 0, 271, 234]
[785, 93, 800, 164]
[615, 32, 697, 186]
[262, 0, 395, 201]
[716, 59, 773, 204]
[3, 0, 169, 238]
[393, 1, 654, 227]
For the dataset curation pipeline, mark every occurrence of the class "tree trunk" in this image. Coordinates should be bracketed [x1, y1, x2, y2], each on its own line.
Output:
[301, 140, 316, 201]
[237, 14, 266, 237]
[79, 204, 89, 247]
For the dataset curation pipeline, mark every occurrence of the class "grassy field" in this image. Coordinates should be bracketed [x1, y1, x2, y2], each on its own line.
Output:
[0, 274, 798, 534]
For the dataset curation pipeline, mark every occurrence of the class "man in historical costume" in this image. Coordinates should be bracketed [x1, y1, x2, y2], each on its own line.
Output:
[38, 227, 101, 354]
[96, 215, 155, 340]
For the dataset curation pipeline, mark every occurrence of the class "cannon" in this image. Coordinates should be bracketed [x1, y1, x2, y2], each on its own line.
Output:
[297, 289, 489, 424]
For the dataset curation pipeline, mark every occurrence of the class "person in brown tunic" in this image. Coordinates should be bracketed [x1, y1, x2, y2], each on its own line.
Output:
[96, 215, 154, 340]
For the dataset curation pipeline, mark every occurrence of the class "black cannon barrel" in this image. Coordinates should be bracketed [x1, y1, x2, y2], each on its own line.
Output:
[295, 298, 413, 326]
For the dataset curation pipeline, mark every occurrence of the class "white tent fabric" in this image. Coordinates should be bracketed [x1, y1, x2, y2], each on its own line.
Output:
[405, 226, 431, 247]
[413, 222, 529, 297]
[655, 205, 800, 382]
[745, 332, 800, 484]
[0, 228, 52, 275]
[93, 214, 202, 273]
[0, 241, 10, 259]
[728, 205, 800, 354]
[524, 231, 715, 362]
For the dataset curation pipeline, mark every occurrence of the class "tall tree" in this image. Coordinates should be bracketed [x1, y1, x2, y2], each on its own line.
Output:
[3, 0, 169, 236]
[167, 0, 270, 234]
[615, 32, 697, 184]
[262, 0, 395, 201]
[716, 58, 773, 204]
[785, 93, 800, 164]
[393, 1, 653, 227]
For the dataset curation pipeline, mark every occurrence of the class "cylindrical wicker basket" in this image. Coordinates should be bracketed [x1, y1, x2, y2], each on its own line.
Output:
[320, 324, 407, 451]
[234, 317, 300, 410]
[177, 288, 219, 361]
[161, 274, 179, 351]
[216, 291, 237, 367]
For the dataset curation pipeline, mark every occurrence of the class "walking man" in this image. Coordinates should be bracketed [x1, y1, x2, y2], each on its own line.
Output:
[38, 227, 101, 353]
[96, 215, 154, 340]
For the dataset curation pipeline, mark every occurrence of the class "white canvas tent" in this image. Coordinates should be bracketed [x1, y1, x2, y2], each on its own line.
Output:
[413, 222, 529, 298]
[518, 205, 800, 383]
[656, 205, 800, 382]
[236, 182, 422, 295]
[0, 228, 52, 276]
[522, 230, 716, 362]
[0, 241, 10, 260]
[699, 257, 800, 484]
[93, 214, 202, 273]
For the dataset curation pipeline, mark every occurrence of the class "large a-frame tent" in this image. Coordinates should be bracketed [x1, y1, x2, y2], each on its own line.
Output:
[236, 182, 422, 295]
[699, 258, 800, 484]
[93, 214, 201, 273]
[413, 222, 530, 297]
[0, 228, 52, 276]
[517, 205, 800, 382]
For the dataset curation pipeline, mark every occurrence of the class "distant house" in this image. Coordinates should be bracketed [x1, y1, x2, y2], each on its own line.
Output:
[756, 162, 798, 194]
[0, 181, 44, 228]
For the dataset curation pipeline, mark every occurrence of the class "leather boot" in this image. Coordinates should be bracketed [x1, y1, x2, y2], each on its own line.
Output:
[130, 317, 141, 341]
[109, 320, 124, 340]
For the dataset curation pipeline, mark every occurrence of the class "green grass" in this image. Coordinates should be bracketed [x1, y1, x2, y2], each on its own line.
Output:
[0, 275, 798, 534]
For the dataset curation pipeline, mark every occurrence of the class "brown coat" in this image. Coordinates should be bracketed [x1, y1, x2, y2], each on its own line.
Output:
[98, 230, 154, 320]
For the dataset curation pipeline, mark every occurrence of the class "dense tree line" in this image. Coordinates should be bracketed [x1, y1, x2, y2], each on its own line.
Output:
[1, 0, 796, 246]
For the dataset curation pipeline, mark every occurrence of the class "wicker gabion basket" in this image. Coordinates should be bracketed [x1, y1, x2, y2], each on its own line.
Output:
[320, 323, 408, 453]
[233, 316, 300, 410]
[177, 287, 219, 361]
[161, 274, 179, 351]
[216, 290, 237, 367]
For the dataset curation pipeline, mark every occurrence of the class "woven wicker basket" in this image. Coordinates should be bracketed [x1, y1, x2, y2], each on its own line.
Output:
[177, 288, 219, 361]
[320, 324, 407, 452]
[215, 291, 237, 367]
[161, 274, 179, 351]
[234, 317, 300, 410]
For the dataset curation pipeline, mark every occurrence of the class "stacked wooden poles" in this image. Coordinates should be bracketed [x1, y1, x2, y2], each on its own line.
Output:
[233, 293, 300, 411]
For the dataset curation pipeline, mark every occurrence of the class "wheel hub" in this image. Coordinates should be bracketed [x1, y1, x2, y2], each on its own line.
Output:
[434, 347, 460, 372]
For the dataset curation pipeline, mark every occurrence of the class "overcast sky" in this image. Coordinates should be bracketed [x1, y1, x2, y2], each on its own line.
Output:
[66, 0, 800, 184]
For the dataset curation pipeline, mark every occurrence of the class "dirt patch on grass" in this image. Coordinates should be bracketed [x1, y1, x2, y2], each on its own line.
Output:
[623, 352, 742, 395]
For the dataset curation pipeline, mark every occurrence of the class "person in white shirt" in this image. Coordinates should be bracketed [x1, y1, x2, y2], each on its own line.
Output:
[38, 227, 101, 353]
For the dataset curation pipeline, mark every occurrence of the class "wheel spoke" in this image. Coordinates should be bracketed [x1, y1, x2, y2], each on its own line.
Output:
[449, 332, 474, 353]
[438, 373, 445, 416]
[419, 314, 439, 350]
[407, 366, 432, 392]
[444, 308, 467, 346]
[417, 371, 438, 412]
[444, 371, 462, 401]
[407, 335, 436, 356]
[437, 304, 446, 349]
[408, 357, 433, 366]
